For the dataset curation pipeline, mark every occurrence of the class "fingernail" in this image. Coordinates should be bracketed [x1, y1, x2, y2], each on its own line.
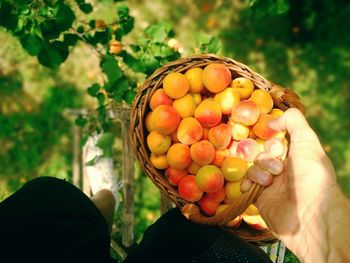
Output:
[257, 170, 271, 185]
[240, 179, 252, 192]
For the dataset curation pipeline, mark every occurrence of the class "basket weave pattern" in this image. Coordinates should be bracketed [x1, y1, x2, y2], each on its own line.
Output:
[130, 54, 304, 244]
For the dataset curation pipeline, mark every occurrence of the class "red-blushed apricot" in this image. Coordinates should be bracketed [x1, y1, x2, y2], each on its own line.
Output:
[202, 63, 232, 93]
[231, 100, 260, 126]
[208, 123, 232, 150]
[236, 138, 262, 162]
[249, 127, 258, 139]
[167, 143, 192, 170]
[216, 204, 242, 228]
[185, 68, 205, 93]
[242, 214, 268, 230]
[227, 140, 239, 156]
[165, 167, 187, 186]
[190, 93, 202, 106]
[199, 195, 220, 216]
[231, 77, 254, 99]
[150, 153, 169, 169]
[190, 140, 216, 166]
[211, 149, 229, 167]
[170, 130, 180, 143]
[152, 105, 181, 135]
[206, 187, 226, 202]
[145, 111, 156, 132]
[173, 94, 196, 118]
[221, 156, 248, 182]
[187, 161, 201, 175]
[177, 117, 203, 145]
[264, 138, 285, 158]
[149, 88, 173, 110]
[227, 119, 250, 141]
[178, 175, 203, 202]
[196, 165, 224, 193]
[202, 128, 209, 140]
[194, 99, 222, 128]
[213, 88, 240, 115]
[225, 181, 242, 201]
[163, 72, 190, 99]
[249, 89, 273, 114]
[252, 114, 276, 140]
[147, 131, 171, 155]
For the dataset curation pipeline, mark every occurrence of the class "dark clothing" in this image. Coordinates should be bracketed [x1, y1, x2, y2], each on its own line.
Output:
[0, 177, 114, 262]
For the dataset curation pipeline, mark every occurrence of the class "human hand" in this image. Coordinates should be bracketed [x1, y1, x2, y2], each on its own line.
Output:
[242, 108, 339, 260]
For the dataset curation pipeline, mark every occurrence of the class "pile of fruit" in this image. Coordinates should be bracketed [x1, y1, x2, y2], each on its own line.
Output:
[145, 63, 287, 230]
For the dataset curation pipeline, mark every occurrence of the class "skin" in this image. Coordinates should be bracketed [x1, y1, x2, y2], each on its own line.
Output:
[91, 189, 115, 232]
[243, 108, 350, 263]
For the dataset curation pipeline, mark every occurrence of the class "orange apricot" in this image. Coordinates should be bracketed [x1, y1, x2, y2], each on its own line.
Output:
[211, 148, 229, 167]
[149, 88, 173, 110]
[249, 89, 273, 114]
[208, 123, 232, 150]
[167, 143, 192, 169]
[199, 195, 220, 216]
[221, 156, 248, 182]
[202, 63, 232, 93]
[152, 105, 181, 135]
[177, 117, 203, 145]
[147, 131, 171, 155]
[252, 114, 276, 140]
[227, 119, 250, 141]
[163, 72, 190, 99]
[231, 77, 254, 99]
[194, 99, 222, 128]
[196, 165, 224, 193]
[173, 94, 196, 118]
[185, 68, 205, 93]
[231, 100, 260, 126]
[178, 175, 203, 202]
[165, 167, 187, 186]
[145, 111, 156, 132]
[150, 153, 169, 169]
[187, 161, 201, 174]
[190, 140, 216, 166]
[213, 87, 240, 114]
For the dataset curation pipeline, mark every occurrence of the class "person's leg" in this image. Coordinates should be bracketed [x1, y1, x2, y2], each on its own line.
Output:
[125, 208, 271, 263]
[91, 189, 116, 231]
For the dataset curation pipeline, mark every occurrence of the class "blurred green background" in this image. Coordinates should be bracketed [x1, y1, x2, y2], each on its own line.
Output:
[1, 0, 349, 262]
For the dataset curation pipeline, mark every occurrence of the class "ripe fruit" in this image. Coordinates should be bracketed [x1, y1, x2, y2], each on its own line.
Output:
[196, 165, 224, 193]
[231, 77, 254, 99]
[173, 94, 196, 118]
[242, 214, 268, 230]
[149, 89, 173, 110]
[228, 120, 250, 141]
[185, 68, 205, 93]
[147, 131, 171, 155]
[109, 40, 122, 54]
[216, 204, 242, 227]
[150, 153, 169, 169]
[211, 149, 229, 167]
[206, 187, 226, 202]
[190, 93, 202, 105]
[187, 161, 201, 174]
[249, 89, 273, 114]
[177, 117, 203, 145]
[167, 143, 192, 169]
[225, 181, 242, 202]
[221, 156, 248, 182]
[190, 140, 216, 166]
[214, 88, 240, 114]
[152, 105, 181, 135]
[264, 138, 285, 158]
[145, 112, 156, 132]
[202, 64, 232, 93]
[163, 72, 190, 99]
[165, 167, 187, 186]
[252, 114, 276, 140]
[194, 99, 222, 128]
[236, 138, 262, 162]
[208, 123, 232, 150]
[178, 175, 203, 202]
[199, 195, 220, 216]
[231, 100, 260, 126]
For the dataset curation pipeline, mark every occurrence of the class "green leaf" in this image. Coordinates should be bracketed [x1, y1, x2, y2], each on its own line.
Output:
[269, 0, 290, 15]
[93, 28, 112, 45]
[117, 5, 134, 36]
[20, 34, 43, 56]
[119, 51, 145, 72]
[97, 92, 105, 105]
[145, 22, 173, 43]
[64, 33, 80, 46]
[0, 2, 18, 31]
[208, 37, 220, 54]
[56, 3, 75, 31]
[123, 89, 136, 104]
[38, 43, 63, 69]
[75, 115, 87, 127]
[101, 55, 123, 83]
[140, 52, 160, 75]
[77, 25, 85, 33]
[96, 132, 115, 158]
[40, 20, 60, 40]
[113, 77, 129, 101]
[79, 3, 93, 14]
[87, 83, 100, 97]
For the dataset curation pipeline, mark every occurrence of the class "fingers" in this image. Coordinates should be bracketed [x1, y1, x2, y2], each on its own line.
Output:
[255, 152, 283, 175]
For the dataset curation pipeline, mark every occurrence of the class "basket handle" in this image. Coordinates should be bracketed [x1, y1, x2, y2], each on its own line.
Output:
[182, 85, 305, 226]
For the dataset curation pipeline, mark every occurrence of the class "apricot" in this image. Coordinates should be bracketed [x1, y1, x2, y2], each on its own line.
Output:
[190, 140, 216, 166]
[194, 99, 222, 128]
[221, 156, 248, 182]
[165, 167, 187, 186]
[227, 119, 249, 141]
[225, 181, 242, 201]
[187, 161, 201, 175]
[264, 138, 285, 158]
[208, 123, 232, 149]
[206, 187, 226, 202]
[216, 204, 242, 227]
[249, 89, 273, 114]
[147, 131, 171, 155]
[173, 94, 196, 118]
[199, 195, 220, 216]
[242, 214, 268, 230]
[170, 130, 180, 143]
[196, 165, 224, 193]
[149, 89, 173, 110]
[163, 72, 190, 99]
[231, 77, 254, 99]
[178, 175, 203, 202]
[185, 68, 205, 93]
[271, 108, 284, 118]
[150, 153, 169, 169]
[190, 93, 202, 106]
[177, 117, 203, 145]
[145, 111, 156, 132]
[231, 100, 260, 126]
[252, 114, 276, 140]
[244, 204, 259, 216]
[202, 63, 232, 93]
[152, 105, 181, 135]
[213, 88, 240, 114]
[167, 143, 192, 169]
[202, 128, 209, 140]
[227, 140, 239, 156]
[211, 148, 229, 167]
[236, 138, 262, 162]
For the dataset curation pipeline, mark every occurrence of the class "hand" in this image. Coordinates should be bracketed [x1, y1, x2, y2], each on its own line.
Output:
[243, 108, 339, 260]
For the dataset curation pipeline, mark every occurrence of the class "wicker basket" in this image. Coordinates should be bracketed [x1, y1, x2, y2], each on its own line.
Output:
[130, 54, 305, 245]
